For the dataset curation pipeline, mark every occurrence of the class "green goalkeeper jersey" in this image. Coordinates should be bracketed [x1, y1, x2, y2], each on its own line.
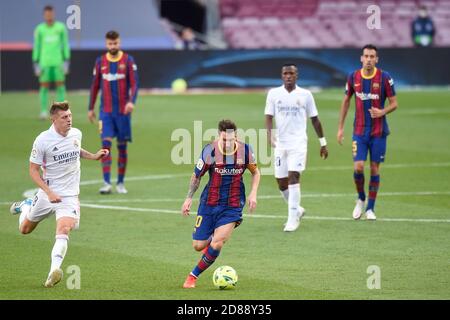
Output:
[32, 21, 70, 67]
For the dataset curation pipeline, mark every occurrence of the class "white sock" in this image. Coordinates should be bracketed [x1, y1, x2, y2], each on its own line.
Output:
[50, 234, 68, 273]
[288, 184, 301, 220]
[280, 189, 289, 204]
[18, 202, 30, 228]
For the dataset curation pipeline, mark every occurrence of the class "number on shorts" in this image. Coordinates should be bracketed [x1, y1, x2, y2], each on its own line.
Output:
[98, 120, 103, 134]
[195, 215, 203, 228]
[352, 141, 357, 157]
[276, 156, 281, 167]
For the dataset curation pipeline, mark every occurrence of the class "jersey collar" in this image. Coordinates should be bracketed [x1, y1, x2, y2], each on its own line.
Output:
[360, 67, 378, 79]
[106, 50, 123, 62]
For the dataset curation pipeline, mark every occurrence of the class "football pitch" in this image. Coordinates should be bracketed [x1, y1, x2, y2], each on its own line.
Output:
[0, 89, 449, 300]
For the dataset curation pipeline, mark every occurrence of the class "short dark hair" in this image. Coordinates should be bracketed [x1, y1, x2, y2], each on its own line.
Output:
[50, 101, 70, 115]
[105, 30, 120, 40]
[282, 63, 297, 69]
[218, 119, 237, 132]
[362, 44, 378, 53]
[43, 5, 53, 12]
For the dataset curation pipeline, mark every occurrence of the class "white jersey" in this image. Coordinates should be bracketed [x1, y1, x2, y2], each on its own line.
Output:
[265, 85, 318, 149]
[29, 125, 82, 197]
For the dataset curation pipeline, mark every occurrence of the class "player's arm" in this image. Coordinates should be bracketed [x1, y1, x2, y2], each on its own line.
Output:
[32, 26, 41, 76]
[311, 116, 328, 159]
[88, 58, 101, 123]
[369, 96, 398, 118]
[80, 148, 109, 160]
[61, 24, 70, 74]
[265, 115, 276, 147]
[337, 87, 353, 145]
[181, 173, 202, 216]
[125, 56, 139, 115]
[29, 162, 61, 203]
[247, 164, 260, 213]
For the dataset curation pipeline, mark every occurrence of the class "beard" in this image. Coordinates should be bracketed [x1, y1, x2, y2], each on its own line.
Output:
[108, 48, 119, 55]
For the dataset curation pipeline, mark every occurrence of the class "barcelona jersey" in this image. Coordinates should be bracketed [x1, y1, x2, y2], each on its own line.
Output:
[345, 67, 396, 137]
[88, 51, 138, 116]
[194, 140, 257, 208]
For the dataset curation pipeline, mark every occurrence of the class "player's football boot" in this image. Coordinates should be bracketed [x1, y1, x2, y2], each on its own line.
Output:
[116, 183, 128, 194]
[352, 199, 365, 220]
[44, 268, 63, 288]
[9, 198, 32, 215]
[365, 209, 377, 221]
[183, 274, 197, 289]
[283, 206, 305, 227]
[99, 183, 112, 194]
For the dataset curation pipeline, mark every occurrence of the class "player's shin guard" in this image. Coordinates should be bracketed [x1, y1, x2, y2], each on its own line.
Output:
[101, 140, 112, 184]
[56, 85, 66, 102]
[39, 86, 49, 114]
[367, 175, 380, 211]
[288, 184, 300, 220]
[117, 142, 128, 184]
[354, 172, 366, 201]
[191, 246, 220, 278]
[50, 234, 68, 272]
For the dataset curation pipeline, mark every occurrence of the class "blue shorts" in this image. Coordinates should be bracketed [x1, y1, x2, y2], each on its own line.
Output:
[192, 203, 243, 241]
[352, 134, 387, 163]
[99, 114, 132, 142]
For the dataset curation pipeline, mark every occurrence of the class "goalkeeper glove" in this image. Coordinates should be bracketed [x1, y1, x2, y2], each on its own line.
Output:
[63, 61, 70, 75]
[33, 63, 41, 77]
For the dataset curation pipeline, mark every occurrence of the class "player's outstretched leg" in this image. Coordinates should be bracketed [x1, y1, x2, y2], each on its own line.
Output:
[99, 139, 112, 194]
[11, 198, 39, 234]
[116, 141, 128, 194]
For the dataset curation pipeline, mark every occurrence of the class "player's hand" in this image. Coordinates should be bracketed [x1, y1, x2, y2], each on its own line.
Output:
[63, 61, 70, 75]
[124, 102, 134, 115]
[182, 198, 192, 216]
[268, 135, 277, 148]
[47, 191, 62, 203]
[369, 107, 385, 119]
[33, 63, 41, 77]
[337, 129, 344, 145]
[88, 110, 96, 123]
[94, 148, 109, 160]
[320, 146, 328, 159]
[247, 192, 257, 213]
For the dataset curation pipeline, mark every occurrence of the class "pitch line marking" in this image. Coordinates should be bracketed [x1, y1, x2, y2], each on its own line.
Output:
[79, 203, 450, 224]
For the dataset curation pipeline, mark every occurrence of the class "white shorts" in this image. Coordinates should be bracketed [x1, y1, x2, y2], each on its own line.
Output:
[274, 147, 307, 178]
[28, 190, 80, 225]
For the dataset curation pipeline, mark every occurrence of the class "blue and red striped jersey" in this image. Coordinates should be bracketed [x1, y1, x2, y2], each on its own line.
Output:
[89, 51, 139, 115]
[194, 140, 257, 208]
[345, 67, 396, 137]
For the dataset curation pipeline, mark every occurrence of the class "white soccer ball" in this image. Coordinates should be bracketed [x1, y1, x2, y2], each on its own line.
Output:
[213, 266, 238, 290]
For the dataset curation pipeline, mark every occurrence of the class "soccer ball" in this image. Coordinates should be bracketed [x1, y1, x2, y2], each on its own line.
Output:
[213, 266, 238, 290]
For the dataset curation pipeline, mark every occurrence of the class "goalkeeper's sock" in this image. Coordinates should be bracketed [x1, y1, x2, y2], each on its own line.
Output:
[50, 234, 68, 272]
[367, 175, 380, 211]
[56, 84, 66, 102]
[39, 86, 49, 114]
[117, 142, 127, 184]
[354, 172, 366, 201]
[191, 246, 220, 278]
[101, 140, 112, 184]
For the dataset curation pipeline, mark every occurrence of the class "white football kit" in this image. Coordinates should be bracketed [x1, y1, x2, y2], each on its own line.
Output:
[265, 85, 318, 177]
[28, 125, 82, 223]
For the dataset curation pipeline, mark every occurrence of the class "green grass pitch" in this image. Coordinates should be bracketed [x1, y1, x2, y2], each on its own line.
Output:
[0, 89, 449, 299]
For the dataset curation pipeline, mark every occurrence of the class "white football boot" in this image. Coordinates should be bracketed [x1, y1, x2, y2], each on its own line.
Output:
[116, 183, 128, 194]
[365, 209, 377, 221]
[44, 268, 63, 288]
[352, 199, 365, 220]
[99, 183, 112, 194]
[10, 198, 32, 215]
[283, 206, 305, 232]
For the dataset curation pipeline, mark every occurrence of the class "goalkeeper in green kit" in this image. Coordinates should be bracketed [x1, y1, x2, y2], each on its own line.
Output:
[32, 5, 70, 119]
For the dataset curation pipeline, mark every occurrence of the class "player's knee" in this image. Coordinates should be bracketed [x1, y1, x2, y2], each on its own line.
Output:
[192, 242, 205, 252]
[211, 239, 225, 250]
[354, 164, 364, 173]
[57, 224, 73, 235]
[19, 225, 32, 235]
